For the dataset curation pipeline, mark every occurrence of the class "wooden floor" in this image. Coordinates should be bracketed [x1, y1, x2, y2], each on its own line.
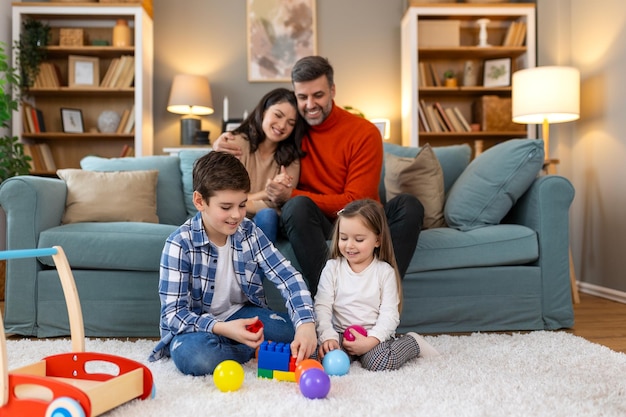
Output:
[568, 292, 626, 353]
[1, 292, 625, 353]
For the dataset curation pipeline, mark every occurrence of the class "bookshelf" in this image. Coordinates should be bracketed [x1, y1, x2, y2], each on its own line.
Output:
[401, 2, 536, 153]
[11, 2, 153, 174]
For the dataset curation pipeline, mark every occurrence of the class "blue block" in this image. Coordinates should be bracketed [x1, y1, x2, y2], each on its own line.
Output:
[258, 341, 291, 372]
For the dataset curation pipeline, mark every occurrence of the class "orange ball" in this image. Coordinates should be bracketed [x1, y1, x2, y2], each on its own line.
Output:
[295, 358, 324, 383]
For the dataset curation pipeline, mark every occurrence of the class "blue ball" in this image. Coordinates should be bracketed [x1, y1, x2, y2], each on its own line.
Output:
[322, 349, 350, 376]
[299, 368, 331, 399]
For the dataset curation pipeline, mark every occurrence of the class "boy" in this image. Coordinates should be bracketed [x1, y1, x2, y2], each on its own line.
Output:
[149, 151, 317, 376]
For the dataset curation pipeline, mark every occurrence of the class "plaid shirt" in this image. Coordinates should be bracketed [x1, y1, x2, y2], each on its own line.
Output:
[149, 213, 314, 361]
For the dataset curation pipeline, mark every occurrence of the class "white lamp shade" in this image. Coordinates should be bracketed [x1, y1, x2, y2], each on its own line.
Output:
[167, 74, 214, 116]
[512, 66, 580, 125]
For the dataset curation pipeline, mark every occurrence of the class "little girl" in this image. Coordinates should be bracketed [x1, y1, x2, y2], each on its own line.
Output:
[314, 199, 439, 371]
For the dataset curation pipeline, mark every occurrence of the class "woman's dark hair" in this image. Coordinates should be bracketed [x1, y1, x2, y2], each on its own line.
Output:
[232, 88, 306, 167]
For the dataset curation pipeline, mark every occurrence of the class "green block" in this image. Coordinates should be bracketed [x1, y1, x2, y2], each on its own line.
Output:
[257, 368, 274, 379]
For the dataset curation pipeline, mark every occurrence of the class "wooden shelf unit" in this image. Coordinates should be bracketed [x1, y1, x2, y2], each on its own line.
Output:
[12, 2, 154, 173]
[401, 3, 536, 151]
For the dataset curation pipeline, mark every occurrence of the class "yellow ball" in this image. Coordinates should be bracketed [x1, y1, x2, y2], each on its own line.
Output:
[213, 360, 245, 392]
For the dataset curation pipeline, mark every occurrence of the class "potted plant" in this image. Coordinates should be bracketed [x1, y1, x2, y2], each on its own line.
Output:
[443, 70, 458, 87]
[17, 18, 50, 90]
[0, 41, 31, 183]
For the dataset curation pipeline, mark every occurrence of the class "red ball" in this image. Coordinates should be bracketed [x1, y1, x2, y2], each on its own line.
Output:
[343, 325, 368, 341]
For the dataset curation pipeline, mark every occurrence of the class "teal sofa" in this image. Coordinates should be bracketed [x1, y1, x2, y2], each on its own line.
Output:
[0, 140, 575, 337]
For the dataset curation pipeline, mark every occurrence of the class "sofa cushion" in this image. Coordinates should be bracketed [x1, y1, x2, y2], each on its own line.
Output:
[57, 169, 159, 224]
[38, 222, 178, 271]
[444, 139, 544, 231]
[179, 149, 212, 217]
[81, 155, 188, 226]
[384, 144, 446, 229]
[381, 143, 471, 202]
[407, 224, 538, 273]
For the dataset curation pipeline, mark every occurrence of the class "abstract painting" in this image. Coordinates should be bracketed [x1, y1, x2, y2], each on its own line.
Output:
[247, 0, 317, 82]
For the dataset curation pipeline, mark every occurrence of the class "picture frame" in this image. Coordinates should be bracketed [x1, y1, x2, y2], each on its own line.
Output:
[247, 0, 317, 82]
[483, 58, 511, 88]
[60, 108, 85, 133]
[222, 119, 243, 133]
[68, 55, 100, 87]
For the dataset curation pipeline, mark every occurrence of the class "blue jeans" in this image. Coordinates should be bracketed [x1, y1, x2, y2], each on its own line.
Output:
[170, 305, 294, 376]
[253, 208, 279, 242]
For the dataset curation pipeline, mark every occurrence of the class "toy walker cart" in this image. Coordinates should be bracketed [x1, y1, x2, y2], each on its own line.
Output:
[0, 246, 154, 417]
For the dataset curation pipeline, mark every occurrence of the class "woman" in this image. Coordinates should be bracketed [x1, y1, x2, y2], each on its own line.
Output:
[217, 88, 307, 241]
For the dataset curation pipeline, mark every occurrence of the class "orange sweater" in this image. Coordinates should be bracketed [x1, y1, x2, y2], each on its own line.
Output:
[292, 103, 383, 218]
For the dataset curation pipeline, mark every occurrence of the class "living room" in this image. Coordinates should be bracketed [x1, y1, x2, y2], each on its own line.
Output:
[0, 1, 625, 415]
[1, 0, 623, 303]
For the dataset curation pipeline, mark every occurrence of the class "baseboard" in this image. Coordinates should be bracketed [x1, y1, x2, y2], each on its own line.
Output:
[578, 282, 626, 304]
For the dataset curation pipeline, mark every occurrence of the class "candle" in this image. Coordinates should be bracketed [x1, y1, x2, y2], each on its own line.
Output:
[223, 96, 229, 122]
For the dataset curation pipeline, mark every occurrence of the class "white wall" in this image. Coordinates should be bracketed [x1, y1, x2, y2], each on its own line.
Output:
[539, 0, 626, 295]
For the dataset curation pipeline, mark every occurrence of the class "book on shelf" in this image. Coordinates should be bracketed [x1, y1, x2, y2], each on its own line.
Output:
[433, 102, 454, 132]
[116, 108, 131, 134]
[421, 100, 441, 133]
[33, 62, 61, 88]
[38, 143, 57, 171]
[444, 107, 465, 132]
[22, 102, 35, 133]
[418, 101, 431, 132]
[503, 21, 527, 47]
[123, 105, 135, 134]
[428, 62, 442, 87]
[117, 56, 135, 88]
[100, 57, 120, 87]
[119, 144, 134, 157]
[452, 107, 472, 132]
[418, 62, 428, 87]
[23, 143, 56, 172]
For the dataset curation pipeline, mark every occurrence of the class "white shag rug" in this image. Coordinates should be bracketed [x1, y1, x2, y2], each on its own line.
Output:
[5, 332, 626, 417]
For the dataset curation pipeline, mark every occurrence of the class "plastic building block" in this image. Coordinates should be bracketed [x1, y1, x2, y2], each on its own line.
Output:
[274, 370, 296, 382]
[258, 341, 291, 372]
[246, 319, 264, 333]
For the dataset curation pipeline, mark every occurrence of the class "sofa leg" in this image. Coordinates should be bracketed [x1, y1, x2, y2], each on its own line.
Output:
[569, 247, 580, 304]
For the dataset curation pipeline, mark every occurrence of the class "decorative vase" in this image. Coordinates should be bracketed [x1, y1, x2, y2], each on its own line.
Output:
[112, 19, 131, 47]
[97, 110, 121, 133]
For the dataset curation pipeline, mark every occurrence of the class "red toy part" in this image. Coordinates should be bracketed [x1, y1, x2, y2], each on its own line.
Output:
[245, 319, 264, 333]
[1, 373, 92, 416]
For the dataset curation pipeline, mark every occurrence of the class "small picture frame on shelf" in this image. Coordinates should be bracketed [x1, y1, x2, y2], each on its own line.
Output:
[222, 119, 243, 133]
[483, 58, 511, 88]
[61, 108, 84, 133]
[68, 55, 100, 87]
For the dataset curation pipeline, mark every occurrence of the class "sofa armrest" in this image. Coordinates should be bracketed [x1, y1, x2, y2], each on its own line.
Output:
[0, 175, 67, 336]
[504, 175, 575, 329]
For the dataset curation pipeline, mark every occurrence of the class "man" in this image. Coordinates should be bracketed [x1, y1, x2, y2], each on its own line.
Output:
[214, 56, 423, 295]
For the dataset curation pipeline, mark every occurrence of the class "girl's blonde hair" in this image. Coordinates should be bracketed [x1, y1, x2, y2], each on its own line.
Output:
[329, 199, 403, 312]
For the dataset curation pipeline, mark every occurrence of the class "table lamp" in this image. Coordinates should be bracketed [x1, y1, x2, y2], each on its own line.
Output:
[167, 74, 214, 145]
[512, 66, 580, 161]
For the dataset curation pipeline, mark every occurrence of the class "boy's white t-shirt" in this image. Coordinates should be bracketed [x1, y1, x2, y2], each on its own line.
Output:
[209, 236, 247, 320]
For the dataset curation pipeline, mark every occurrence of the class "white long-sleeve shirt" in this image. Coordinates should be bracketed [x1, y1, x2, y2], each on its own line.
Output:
[314, 257, 400, 344]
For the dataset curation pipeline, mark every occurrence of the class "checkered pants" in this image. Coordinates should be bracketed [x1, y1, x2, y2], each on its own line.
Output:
[356, 333, 420, 372]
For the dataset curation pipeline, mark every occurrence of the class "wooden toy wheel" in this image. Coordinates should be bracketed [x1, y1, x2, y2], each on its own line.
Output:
[45, 397, 86, 417]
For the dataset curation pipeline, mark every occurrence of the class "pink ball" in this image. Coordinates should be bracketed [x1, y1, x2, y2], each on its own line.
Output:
[343, 325, 368, 342]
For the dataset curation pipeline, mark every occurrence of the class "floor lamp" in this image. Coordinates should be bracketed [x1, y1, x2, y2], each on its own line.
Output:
[512, 66, 580, 165]
[167, 74, 214, 145]
[511, 65, 581, 303]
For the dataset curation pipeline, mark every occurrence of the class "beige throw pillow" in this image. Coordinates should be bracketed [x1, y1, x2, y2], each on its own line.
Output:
[384, 144, 446, 229]
[57, 169, 159, 224]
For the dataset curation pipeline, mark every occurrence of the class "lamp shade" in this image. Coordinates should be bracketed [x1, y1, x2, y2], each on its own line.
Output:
[512, 66, 580, 125]
[167, 74, 214, 116]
